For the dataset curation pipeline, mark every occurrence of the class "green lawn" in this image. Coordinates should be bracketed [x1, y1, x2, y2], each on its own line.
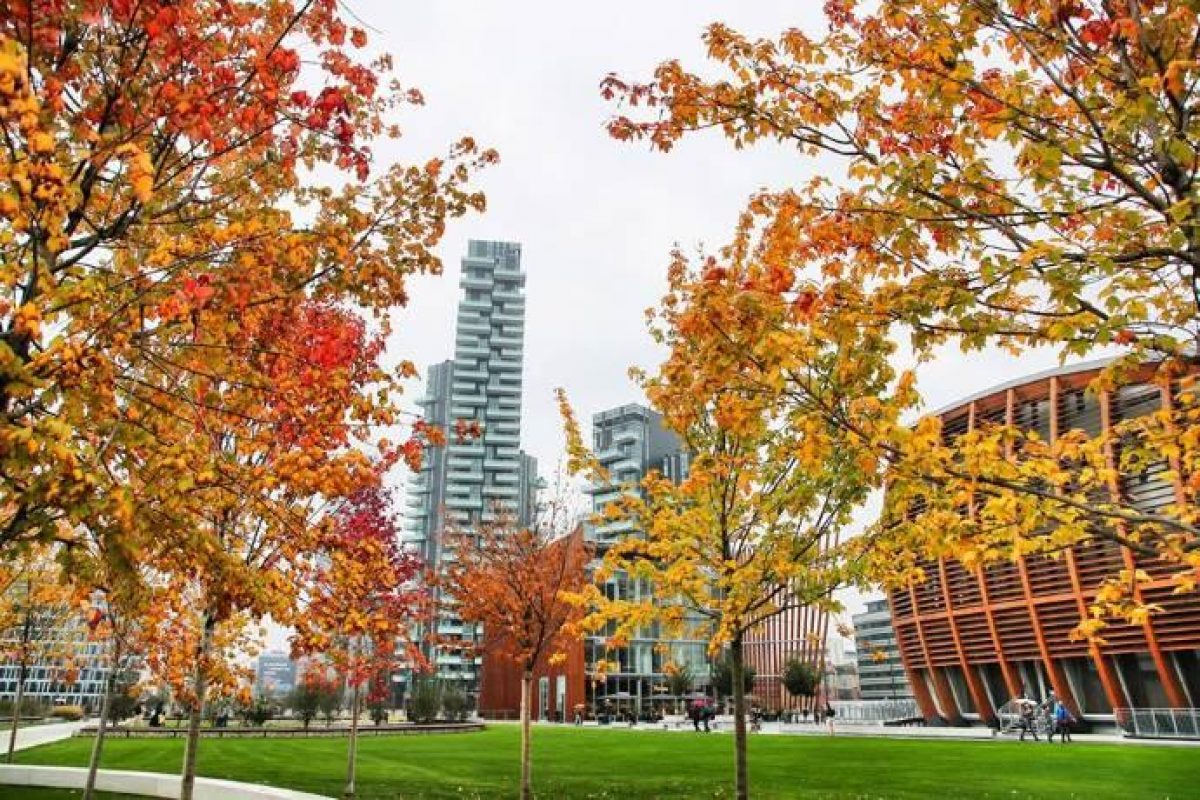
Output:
[9, 726, 1199, 799]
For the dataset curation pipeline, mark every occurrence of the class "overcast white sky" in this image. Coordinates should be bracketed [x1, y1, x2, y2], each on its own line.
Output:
[358, 2, 1078, 627]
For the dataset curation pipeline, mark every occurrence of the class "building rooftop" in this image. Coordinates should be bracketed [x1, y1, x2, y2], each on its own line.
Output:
[927, 355, 1118, 419]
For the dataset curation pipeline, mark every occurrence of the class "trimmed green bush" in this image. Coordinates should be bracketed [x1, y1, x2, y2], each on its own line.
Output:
[782, 657, 821, 698]
[710, 653, 756, 699]
[408, 678, 440, 724]
[441, 685, 469, 722]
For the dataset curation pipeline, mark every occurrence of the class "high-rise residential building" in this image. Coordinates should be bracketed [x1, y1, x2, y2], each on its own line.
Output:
[405, 359, 454, 568]
[403, 239, 531, 698]
[853, 599, 914, 701]
[517, 452, 539, 527]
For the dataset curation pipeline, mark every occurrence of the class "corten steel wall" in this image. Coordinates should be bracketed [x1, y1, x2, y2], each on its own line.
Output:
[477, 635, 585, 721]
[888, 361, 1200, 724]
[476, 529, 588, 721]
[745, 530, 839, 712]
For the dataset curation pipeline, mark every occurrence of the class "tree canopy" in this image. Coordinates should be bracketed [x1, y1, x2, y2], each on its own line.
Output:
[600, 0, 1200, 634]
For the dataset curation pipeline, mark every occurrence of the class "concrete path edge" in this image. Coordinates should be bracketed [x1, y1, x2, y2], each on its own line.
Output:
[0, 764, 334, 800]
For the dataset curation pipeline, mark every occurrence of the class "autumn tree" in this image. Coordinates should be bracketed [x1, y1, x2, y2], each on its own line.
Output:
[442, 498, 590, 800]
[600, 1, 1200, 632]
[288, 672, 328, 730]
[292, 485, 424, 800]
[0, 545, 78, 762]
[1, 8, 490, 797]
[79, 596, 144, 800]
[0, 0, 490, 581]
[140, 576, 263, 797]
[116, 298, 397, 799]
[62, 535, 151, 800]
[558, 273, 894, 800]
[366, 671, 391, 726]
[0, 7, 491, 793]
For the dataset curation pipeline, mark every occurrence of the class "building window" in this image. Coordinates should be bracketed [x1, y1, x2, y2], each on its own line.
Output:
[1172, 650, 1200, 707]
[944, 666, 976, 714]
[1114, 653, 1171, 708]
[1062, 657, 1113, 715]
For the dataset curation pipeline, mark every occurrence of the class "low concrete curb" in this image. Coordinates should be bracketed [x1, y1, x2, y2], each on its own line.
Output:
[0, 764, 333, 799]
[77, 722, 484, 739]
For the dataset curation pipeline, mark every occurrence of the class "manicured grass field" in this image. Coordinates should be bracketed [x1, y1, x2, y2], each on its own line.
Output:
[8, 726, 1199, 799]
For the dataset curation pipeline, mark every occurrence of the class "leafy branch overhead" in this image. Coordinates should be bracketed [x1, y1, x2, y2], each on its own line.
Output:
[601, 0, 1200, 637]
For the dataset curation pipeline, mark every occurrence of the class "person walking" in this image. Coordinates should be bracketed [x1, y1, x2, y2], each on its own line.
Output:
[1041, 691, 1058, 742]
[1052, 699, 1075, 743]
[824, 703, 836, 736]
[1018, 699, 1040, 742]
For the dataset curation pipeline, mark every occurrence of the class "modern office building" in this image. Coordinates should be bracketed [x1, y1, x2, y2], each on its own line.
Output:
[254, 652, 297, 698]
[853, 599, 914, 701]
[583, 404, 708, 713]
[825, 638, 861, 701]
[403, 240, 531, 697]
[889, 359, 1200, 725]
[0, 605, 136, 713]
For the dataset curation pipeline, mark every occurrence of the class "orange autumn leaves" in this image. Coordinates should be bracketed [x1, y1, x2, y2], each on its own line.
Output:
[293, 487, 425, 686]
[601, 0, 1200, 638]
[441, 519, 590, 677]
[0, 0, 492, 578]
[0, 3, 493, 767]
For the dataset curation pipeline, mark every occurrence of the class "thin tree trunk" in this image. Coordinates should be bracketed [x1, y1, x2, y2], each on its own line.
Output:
[730, 636, 749, 800]
[84, 656, 118, 800]
[6, 662, 27, 762]
[344, 681, 361, 799]
[180, 614, 214, 800]
[520, 670, 533, 800]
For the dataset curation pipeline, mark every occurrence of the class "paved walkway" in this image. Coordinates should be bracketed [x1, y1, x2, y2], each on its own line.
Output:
[1, 720, 336, 798]
[5, 719, 86, 754]
[554, 719, 1200, 746]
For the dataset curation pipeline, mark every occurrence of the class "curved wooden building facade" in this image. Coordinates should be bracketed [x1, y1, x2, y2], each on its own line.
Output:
[888, 360, 1200, 724]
